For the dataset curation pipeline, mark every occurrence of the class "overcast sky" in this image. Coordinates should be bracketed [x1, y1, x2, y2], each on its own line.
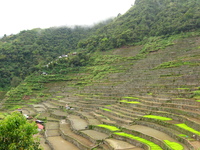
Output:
[1, 0, 135, 36]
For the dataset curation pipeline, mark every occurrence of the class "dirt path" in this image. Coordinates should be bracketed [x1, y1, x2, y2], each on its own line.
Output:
[105, 138, 144, 150]
[47, 136, 80, 150]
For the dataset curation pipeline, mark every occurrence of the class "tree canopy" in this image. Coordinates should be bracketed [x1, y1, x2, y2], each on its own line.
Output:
[0, 112, 41, 150]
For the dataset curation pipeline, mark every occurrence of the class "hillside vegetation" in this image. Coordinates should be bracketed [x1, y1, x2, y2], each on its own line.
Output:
[1, 0, 200, 149]
[78, 0, 200, 51]
[0, 0, 199, 90]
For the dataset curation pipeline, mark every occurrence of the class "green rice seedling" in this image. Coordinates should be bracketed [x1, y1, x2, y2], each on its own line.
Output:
[178, 134, 189, 138]
[120, 100, 140, 104]
[147, 92, 153, 95]
[143, 115, 172, 121]
[100, 107, 111, 112]
[97, 124, 120, 131]
[114, 132, 162, 150]
[122, 96, 139, 99]
[51, 98, 59, 100]
[164, 140, 183, 150]
[176, 124, 200, 135]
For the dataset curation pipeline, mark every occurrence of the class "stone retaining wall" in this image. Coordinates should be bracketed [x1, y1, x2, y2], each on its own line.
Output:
[44, 130, 54, 150]
[142, 118, 197, 147]
[50, 113, 66, 119]
[112, 134, 149, 150]
[137, 121, 194, 149]
[59, 128, 96, 150]
[122, 128, 173, 150]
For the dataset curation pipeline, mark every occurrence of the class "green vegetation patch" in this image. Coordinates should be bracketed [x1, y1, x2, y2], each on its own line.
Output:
[178, 134, 189, 138]
[114, 132, 162, 150]
[143, 115, 172, 121]
[192, 90, 200, 99]
[147, 92, 153, 95]
[176, 88, 190, 90]
[122, 96, 139, 99]
[97, 124, 120, 131]
[164, 140, 183, 150]
[176, 124, 200, 135]
[160, 74, 182, 78]
[0, 113, 6, 119]
[100, 108, 111, 112]
[154, 61, 193, 69]
[196, 100, 200, 102]
[120, 100, 140, 104]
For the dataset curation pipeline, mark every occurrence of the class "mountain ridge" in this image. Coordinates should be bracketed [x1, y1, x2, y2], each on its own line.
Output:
[0, 0, 199, 90]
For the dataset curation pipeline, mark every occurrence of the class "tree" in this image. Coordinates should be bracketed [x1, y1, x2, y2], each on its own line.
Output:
[0, 112, 41, 150]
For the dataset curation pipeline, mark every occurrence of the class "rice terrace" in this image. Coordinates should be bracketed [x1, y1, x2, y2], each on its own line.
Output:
[0, 0, 200, 149]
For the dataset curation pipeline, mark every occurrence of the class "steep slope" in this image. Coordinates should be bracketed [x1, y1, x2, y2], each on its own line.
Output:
[0, 23, 110, 89]
[0, 0, 199, 90]
[0, 0, 200, 149]
[78, 0, 200, 51]
[1, 32, 199, 149]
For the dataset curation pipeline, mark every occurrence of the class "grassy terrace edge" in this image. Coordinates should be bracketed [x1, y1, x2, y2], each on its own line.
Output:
[97, 124, 121, 132]
[114, 132, 163, 150]
[164, 140, 183, 150]
[143, 115, 172, 121]
[176, 124, 200, 136]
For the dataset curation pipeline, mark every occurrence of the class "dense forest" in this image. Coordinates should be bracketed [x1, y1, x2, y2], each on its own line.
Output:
[78, 0, 200, 51]
[0, 0, 199, 90]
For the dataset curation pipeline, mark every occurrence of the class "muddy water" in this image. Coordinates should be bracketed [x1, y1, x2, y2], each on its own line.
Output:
[47, 136, 80, 150]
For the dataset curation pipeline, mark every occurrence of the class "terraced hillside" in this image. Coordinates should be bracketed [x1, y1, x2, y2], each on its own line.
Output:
[1, 34, 200, 150]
